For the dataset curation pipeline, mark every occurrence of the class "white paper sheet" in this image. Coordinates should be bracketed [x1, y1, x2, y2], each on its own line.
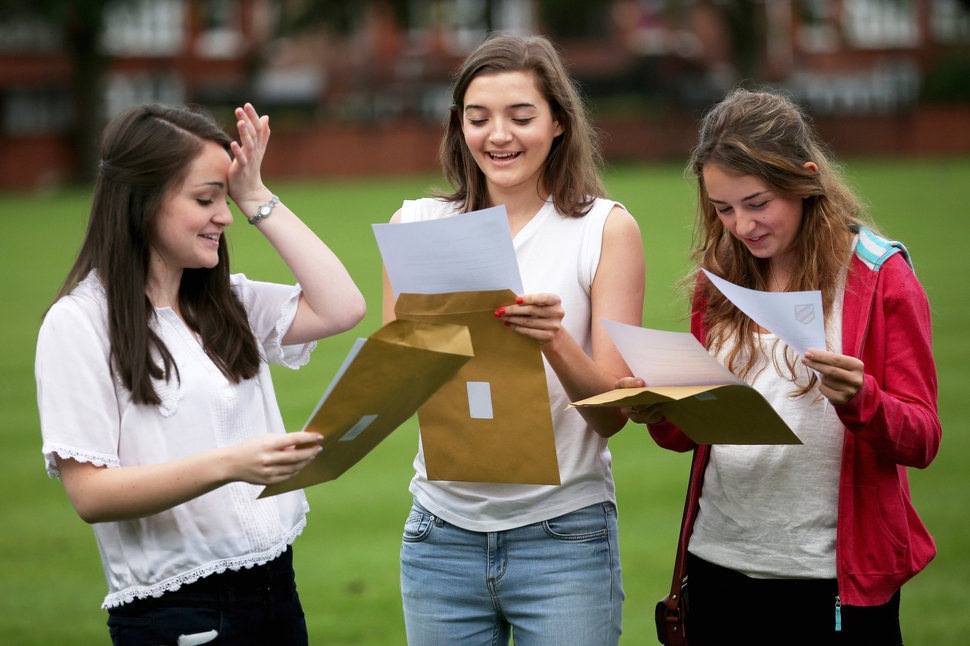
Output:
[701, 269, 826, 356]
[600, 319, 742, 387]
[302, 337, 367, 424]
[373, 205, 523, 297]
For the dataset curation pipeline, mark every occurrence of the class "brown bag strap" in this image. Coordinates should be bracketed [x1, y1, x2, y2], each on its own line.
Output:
[665, 449, 698, 610]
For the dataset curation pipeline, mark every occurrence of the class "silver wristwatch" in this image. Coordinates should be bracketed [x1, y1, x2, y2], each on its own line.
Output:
[247, 195, 279, 225]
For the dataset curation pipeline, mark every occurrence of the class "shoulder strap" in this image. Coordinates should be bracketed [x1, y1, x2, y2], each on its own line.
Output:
[664, 449, 697, 608]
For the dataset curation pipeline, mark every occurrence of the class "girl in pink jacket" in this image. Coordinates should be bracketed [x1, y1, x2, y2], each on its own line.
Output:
[620, 89, 940, 645]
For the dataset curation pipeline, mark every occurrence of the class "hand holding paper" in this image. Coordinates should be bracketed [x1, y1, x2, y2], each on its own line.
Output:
[373, 205, 560, 485]
[571, 319, 800, 445]
[259, 318, 474, 497]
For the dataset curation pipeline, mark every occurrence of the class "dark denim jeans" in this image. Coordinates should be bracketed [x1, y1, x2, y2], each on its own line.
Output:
[107, 547, 308, 646]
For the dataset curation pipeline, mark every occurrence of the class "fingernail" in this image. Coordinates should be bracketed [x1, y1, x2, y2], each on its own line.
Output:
[504, 321, 511, 327]
[515, 297, 524, 304]
[494, 308, 505, 317]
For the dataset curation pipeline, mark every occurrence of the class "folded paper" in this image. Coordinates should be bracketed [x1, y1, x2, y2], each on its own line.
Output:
[395, 289, 561, 485]
[571, 320, 801, 445]
[259, 318, 474, 497]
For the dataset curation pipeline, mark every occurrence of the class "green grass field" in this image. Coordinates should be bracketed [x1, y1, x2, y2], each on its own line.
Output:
[2, 159, 968, 644]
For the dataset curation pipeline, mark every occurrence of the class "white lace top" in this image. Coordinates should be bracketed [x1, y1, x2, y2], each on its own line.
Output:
[36, 272, 314, 608]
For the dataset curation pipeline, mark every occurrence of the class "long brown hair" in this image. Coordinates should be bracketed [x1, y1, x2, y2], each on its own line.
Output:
[688, 88, 873, 391]
[438, 34, 604, 216]
[52, 104, 260, 406]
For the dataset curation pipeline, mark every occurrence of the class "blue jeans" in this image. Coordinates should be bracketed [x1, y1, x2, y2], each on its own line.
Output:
[106, 546, 308, 646]
[401, 500, 624, 646]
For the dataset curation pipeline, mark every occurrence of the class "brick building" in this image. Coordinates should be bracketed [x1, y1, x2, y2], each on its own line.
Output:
[1, 0, 969, 190]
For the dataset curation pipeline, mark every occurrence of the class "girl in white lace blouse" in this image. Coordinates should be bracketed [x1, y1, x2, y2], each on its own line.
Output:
[35, 103, 365, 645]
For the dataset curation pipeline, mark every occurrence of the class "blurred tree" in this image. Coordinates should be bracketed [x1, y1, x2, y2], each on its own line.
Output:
[538, 0, 613, 39]
[281, 0, 409, 34]
[7, 0, 113, 183]
[713, 0, 763, 81]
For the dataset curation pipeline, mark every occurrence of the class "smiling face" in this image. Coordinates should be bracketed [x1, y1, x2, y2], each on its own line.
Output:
[460, 70, 563, 202]
[703, 163, 805, 274]
[149, 141, 233, 291]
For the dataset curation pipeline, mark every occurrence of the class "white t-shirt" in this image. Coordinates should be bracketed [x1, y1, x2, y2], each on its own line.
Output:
[400, 197, 621, 532]
[36, 272, 314, 608]
[688, 288, 845, 579]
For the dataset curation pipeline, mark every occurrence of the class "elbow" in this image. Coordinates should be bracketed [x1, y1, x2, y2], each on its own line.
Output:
[911, 427, 942, 470]
[340, 293, 367, 331]
[321, 292, 366, 335]
[77, 510, 104, 525]
[592, 412, 628, 438]
[71, 499, 112, 525]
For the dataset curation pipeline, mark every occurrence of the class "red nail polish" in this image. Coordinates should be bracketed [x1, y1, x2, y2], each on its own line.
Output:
[515, 297, 524, 304]
[504, 321, 511, 327]
[495, 308, 505, 317]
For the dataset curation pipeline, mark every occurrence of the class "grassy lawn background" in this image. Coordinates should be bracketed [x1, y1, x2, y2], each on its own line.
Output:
[1, 158, 967, 643]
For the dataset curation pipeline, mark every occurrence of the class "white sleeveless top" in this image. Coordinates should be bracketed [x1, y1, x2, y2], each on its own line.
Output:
[400, 197, 621, 532]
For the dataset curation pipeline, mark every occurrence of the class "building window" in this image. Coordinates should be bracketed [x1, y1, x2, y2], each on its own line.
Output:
[842, 0, 919, 49]
[196, 0, 244, 59]
[796, 0, 838, 53]
[931, 0, 970, 44]
[104, 72, 185, 118]
[2, 88, 72, 135]
[102, 0, 184, 56]
[0, 12, 61, 53]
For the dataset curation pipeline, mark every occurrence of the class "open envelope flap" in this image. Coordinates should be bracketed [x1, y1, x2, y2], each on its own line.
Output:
[571, 385, 717, 408]
[259, 319, 474, 497]
[372, 317, 476, 356]
[572, 385, 801, 446]
[395, 290, 561, 485]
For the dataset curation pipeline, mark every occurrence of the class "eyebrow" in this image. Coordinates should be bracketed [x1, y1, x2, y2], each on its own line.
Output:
[708, 190, 769, 204]
[464, 102, 538, 111]
[193, 181, 226, 189]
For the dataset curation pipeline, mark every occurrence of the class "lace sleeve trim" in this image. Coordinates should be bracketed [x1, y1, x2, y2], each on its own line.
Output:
[274, 283, 315, 369]
[43, 446, 120, 479]
[100, 514, 308, 609]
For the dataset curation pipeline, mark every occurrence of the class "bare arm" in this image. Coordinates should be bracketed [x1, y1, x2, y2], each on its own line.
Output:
[228, 103, 366, 345]
[498, 206, 646, 437]
[57, 430, 323, 524]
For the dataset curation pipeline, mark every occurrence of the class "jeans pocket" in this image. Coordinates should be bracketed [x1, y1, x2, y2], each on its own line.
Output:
[541, 503, 611, 541]
[402, 504, 436, 543]
[108, 606, 220, 646]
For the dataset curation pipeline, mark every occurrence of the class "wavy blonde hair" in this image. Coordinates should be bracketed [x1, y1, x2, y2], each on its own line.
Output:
[688, 88, 874, 393]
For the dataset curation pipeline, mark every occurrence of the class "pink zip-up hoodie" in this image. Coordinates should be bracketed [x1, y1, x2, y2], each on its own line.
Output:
[648, 237, 940, 606]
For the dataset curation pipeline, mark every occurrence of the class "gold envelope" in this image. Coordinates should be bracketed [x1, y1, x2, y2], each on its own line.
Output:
[395, 289, 561, 485]
[571, 384, 801, 445]
[259, 318, 474, 498]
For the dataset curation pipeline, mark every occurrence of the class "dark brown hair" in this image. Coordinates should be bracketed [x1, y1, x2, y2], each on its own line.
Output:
[438, 34, 604, 216]
[688, 88, 873, 391]
[52, 104, 260, 406]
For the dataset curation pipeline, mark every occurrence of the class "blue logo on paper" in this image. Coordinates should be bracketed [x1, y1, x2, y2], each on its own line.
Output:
[794, 304, 815, 325]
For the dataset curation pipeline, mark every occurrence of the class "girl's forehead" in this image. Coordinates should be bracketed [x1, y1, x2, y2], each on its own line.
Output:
[463, 70, 545, 105]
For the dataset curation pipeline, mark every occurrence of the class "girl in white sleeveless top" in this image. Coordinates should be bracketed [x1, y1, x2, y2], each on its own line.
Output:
[380, 35, 645, 646]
